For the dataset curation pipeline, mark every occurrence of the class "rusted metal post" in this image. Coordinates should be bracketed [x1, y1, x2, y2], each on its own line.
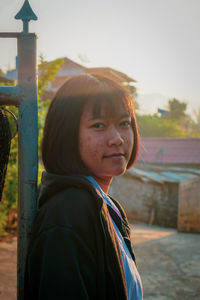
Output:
[0, 1, 38, 299]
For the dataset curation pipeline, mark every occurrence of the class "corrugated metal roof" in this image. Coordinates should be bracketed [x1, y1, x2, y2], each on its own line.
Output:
[49, 59, 136, 94]
[44, 57, 83, 70]
[138, 138, 200, 164]
[127, 165, 200, 183]
[62, 57, 84, 69]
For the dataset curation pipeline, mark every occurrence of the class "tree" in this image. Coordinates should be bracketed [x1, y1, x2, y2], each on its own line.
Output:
[194, 107, 200, 129]
[137, 114, 184, 137]
[0, 106, 18, 237]
[38, 55, 64, 154]
[0, 69, 5, 76]
[167, 98, 187, 120]
[38, 54, 64, 100]
[188, 106, 200, 134]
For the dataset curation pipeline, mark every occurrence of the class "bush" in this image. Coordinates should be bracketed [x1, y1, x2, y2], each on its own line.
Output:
[137, 114, 185, 137]
[0, 134, 18, 237]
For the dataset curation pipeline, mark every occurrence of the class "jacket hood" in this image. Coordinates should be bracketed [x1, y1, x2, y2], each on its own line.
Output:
[38, 171, 99, 208]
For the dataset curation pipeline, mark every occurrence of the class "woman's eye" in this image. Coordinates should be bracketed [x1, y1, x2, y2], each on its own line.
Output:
[120, 120, 131, 127]
[92, 123, 104, 129]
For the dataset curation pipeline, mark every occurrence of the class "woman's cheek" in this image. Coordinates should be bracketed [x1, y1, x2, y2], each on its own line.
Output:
[81, 134, 99, 158]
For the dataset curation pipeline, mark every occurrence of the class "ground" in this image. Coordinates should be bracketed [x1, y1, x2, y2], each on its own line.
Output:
[0, 236, 16, 300]
[0, 223, 200, 300]
[131, 223, 200, 300]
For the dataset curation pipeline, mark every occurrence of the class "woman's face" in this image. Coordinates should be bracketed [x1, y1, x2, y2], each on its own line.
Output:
[79, 100, 134, 182]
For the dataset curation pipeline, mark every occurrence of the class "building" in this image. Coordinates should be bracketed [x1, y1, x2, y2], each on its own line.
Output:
[138, 138, 200, 167]
[0, 75, 15, 85]
[42, 57, 136, 100]
[5, 57, 18, 81]
[110, 138, 200, 232]
[4, 56, 136, 100]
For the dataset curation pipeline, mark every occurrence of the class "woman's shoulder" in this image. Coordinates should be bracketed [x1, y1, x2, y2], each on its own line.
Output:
[44, 186, 97, 209]
[32, 185, 102, 239]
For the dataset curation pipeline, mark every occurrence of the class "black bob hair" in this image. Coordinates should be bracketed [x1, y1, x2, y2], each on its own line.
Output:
[42, 73, 139, 175]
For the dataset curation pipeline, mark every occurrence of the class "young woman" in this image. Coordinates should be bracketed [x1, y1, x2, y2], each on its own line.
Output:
[24, 74, 143, 299]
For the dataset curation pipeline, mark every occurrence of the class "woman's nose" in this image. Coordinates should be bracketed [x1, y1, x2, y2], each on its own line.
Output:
[107, 126, 124, 146]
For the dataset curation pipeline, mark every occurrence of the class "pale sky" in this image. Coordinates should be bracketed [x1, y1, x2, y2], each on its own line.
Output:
[0, 0, 200, 116]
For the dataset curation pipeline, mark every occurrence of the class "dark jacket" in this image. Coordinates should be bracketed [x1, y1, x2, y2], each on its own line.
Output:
[24, 172, 135, 300]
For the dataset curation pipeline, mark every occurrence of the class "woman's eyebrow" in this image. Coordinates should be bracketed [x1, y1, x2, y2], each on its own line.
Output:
[119, 113, 131, 119]
[88, 113, 131, 121]
[88, 116, 103, 121]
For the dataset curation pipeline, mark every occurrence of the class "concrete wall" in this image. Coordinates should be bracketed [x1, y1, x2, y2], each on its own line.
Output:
[178, 177, 200, 232]
[110, 173, 179, 228]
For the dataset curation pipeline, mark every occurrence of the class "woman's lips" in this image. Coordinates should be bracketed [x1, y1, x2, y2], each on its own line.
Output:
[104, 153, 124, 158]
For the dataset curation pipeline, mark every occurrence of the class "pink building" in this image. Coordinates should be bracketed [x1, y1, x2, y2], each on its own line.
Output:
[138, 138, 200, 166]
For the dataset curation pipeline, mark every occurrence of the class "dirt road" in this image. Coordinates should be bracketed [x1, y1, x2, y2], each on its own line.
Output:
[0, 223, 200, 300]
[131, 224, 200, 300]
[0, 237, 16, 300]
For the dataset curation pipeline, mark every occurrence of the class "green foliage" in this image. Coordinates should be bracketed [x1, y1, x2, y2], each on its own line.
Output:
[192, 107, 200, 132]
[0, 80, 16, 86]
[137, 110, 200, 138]
[0, 208, 8, 237]
[38, 54, 64, 100]
[0, 106, 18, 236]
[38, 161, 45, 181]
[137, 114, 184, 137]
[38, 99, 51, 156]
[180, 106, 200, 137]
[38, 55, 64, 155]
[2, 149, 18, 206]
[167, 98, 187, 120]
[0, 69, 5, 76]
[165, 99, 200, 137]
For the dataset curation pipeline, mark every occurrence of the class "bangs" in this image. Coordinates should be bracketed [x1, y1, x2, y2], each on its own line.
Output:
[89, 83, 134, 119]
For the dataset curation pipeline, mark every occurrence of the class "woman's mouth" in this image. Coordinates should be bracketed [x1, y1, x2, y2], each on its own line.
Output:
[104, 153, 124, 159]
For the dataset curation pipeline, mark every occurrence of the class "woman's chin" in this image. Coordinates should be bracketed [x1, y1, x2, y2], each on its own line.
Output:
[107, 167, 127, 177]
[114, 168, 127, 177]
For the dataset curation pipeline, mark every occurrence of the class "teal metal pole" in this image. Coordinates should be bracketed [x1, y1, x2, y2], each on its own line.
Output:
[17, 32, 38, 300]
[15, 2, 38, 298]
[0, 1, 38, 299]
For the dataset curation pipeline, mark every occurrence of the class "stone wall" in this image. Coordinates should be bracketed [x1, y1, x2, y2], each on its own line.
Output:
[110, 173, 179, 228]
[178, 177, 200, 232]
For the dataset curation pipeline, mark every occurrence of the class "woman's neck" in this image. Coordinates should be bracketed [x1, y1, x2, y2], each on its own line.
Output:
[92, 175, 113, 194]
